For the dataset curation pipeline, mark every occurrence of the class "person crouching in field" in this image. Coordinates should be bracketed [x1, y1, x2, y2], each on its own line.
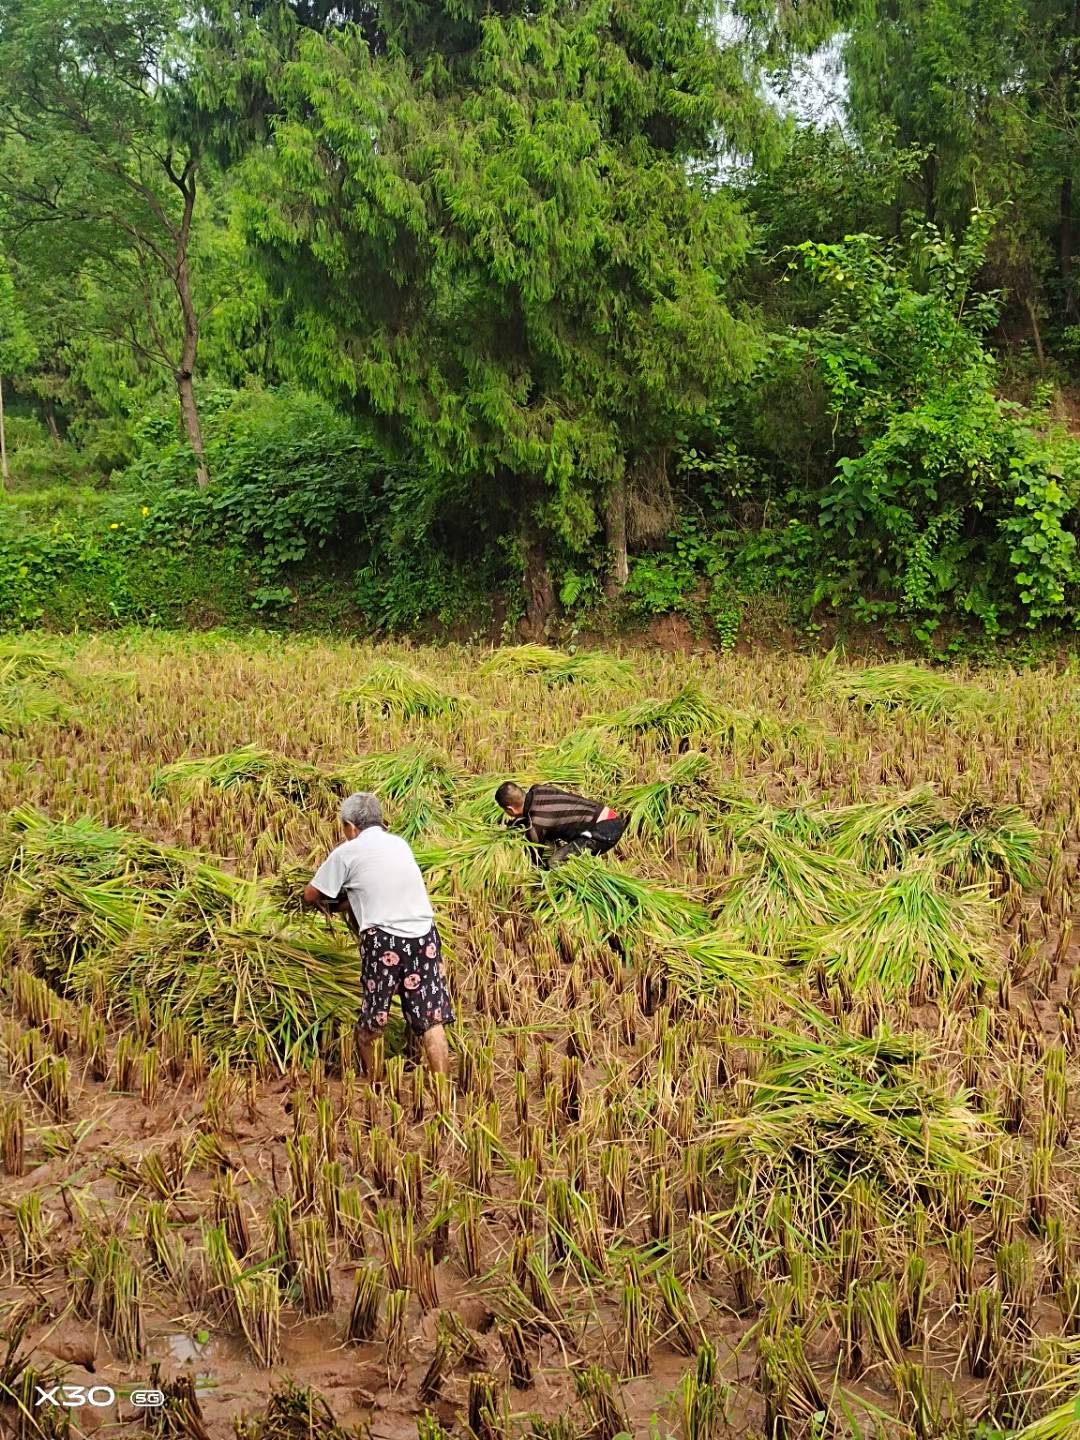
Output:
[303, 792, 453, 1077]
[495, 780, 627, 867]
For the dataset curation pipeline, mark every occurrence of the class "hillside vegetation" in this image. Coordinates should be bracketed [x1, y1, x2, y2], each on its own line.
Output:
[1, 2, 1080, 650]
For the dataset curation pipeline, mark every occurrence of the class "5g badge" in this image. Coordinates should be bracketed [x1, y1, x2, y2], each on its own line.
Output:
[35, 1384, 165, 1408]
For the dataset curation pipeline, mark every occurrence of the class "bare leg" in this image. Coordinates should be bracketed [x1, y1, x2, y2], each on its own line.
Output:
[356, 1029, 378, 1081]
[420, 1024, 450, 1077]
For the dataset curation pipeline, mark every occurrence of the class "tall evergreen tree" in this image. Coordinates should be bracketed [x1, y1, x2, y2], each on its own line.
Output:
[240, 0, 774, 626]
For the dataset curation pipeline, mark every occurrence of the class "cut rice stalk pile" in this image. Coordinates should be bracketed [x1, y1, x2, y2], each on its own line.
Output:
[335, 744, 463, 839]
[808, 653, 990, 718]
[600, 681, 737, 750]
[710, 1023, 994, 1210]
[151, 745, 332, 806]
[531, 728, 635, 791]
[86, 909, 359, 1065]
[0, 679, 71, 736]
[1, 805, 247, 901]
[795, 859, 998, 1002]
[0, 645, 77, 736]
[340, 660, 466, 720]
[618, 751, 718, 841]
[480, 644, 635, 687]
[823, 785, 949, 870]
[0, 809, 357, 1065]
[0, 638, 73, 683]
[719, 825, 864, 949]
[414, 825, 536, 908]
[825, 785, 1041, 886]
[531, 852, 711, 953]
[153, 742, 466, 840]
[659, 929, 780, 1001]
[914, 799, 1041, 888]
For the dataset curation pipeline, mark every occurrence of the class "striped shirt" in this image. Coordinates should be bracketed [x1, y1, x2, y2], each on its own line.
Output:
[521, 785, 606, 844]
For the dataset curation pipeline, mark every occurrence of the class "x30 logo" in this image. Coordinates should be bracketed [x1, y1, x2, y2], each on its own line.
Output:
[35, 1385, 117, 1407]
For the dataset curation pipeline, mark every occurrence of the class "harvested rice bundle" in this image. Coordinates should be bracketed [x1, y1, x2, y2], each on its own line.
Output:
[531, 728, 635, 791]
[1, 806, 246, 900]
[825, 786, 1040, 887]
[0, 638, 73, 682]
[710, 1023, 994, 1209]
[340, 660, 465, 720]
[1, 811, 358, 1066]
[715, 795, 831, 848]
[151, 745, 331, 807]
[7, 875, 143, 987]
[69, 909, 359, 1066]
[808, 653, 989, 718]
[915, 799, 1041, 888]
[335, 743, 464, 839]
[618, 751, 719, 842]
[480, 645, 635, 687]
[531, 852, 711, 953]
[720, 826, 863, 949]
[0, 643, 77, 736]
[660, 930, 779, 1001]
[603, 681, 821, 762]
[796, 859, 998, 1002]
[601, 681, 754, 751]
[824, 786, 949, 870]
[414, 825, 535, 908]
[0, 678, 71, 736]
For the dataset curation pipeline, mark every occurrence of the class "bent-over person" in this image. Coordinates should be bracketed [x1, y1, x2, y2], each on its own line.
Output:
[303, 792, 453, 1076]
[495, 780, 627, 867]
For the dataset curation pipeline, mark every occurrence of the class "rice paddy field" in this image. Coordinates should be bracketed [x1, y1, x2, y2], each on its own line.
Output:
[0, 632, 1079, 1440]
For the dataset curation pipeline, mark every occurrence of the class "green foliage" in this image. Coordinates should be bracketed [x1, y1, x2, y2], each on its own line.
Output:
[238, 0, 770, 620]
[0, 256, 36, 377]
[4, 0, 1080, 648]
[135, 386, 390, 578]
[787, 217, 1080, 637]
[623, 516, 746, 646]
[0, 0, 215, 468]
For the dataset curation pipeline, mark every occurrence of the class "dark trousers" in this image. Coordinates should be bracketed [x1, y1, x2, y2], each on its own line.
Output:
[550, 816, 628, 868]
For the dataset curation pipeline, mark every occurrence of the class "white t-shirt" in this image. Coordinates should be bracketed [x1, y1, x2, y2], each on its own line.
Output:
[309, 827, 434, 939]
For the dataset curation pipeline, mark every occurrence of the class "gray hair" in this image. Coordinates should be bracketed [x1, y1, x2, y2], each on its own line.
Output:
[339, 792, 384, 831]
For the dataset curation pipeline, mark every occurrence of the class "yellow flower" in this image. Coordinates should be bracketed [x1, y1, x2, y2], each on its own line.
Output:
[141, 506, 150, 517]
[109, 523, 120, 530]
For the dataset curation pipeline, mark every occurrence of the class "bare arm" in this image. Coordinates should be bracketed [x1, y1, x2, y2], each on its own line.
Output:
[303, 883, 350, 914]
[303, 883, 359, 934]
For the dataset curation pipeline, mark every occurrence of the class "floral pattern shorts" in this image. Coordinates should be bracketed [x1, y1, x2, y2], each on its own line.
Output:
[358, 924, 454, 1035]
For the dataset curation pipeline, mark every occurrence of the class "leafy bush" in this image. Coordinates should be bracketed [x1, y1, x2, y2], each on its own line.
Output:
[0, 385, 506, 635]
[131, 386, 396, 579]
[787, 215, 1080, 637]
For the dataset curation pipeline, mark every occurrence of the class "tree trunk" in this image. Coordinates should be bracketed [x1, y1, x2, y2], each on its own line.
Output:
[521, 528, 554, 639]
[1061, 175, 1075, 315]
[172, 164, 209, 488]
[0, 373, 8, 489]
[1025, 297, 1047, 372]
[1058, 1, 1079, 317]
[922, 153, 937, 224]
[44, 400, 61, 445]
[604, 473, 629, 598]
[176, 368, 209, 487]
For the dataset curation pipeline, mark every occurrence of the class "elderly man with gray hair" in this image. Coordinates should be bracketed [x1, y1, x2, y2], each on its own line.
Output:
[303, 792, 453, 1076]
